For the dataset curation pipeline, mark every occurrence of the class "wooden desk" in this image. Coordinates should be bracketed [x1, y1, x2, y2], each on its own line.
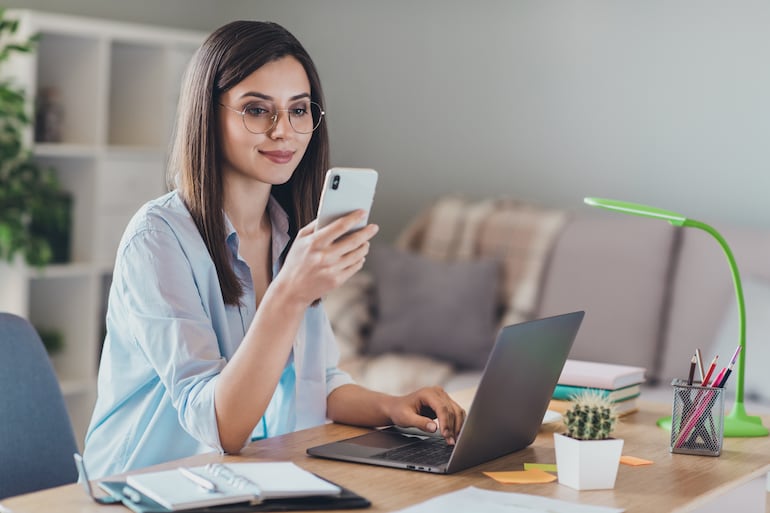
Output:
[3, 401, 769, 513]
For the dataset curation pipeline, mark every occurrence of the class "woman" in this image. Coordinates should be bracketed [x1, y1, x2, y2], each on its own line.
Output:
[83, 20, 464, 479]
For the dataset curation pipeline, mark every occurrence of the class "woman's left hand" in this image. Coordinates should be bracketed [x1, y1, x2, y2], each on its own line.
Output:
[386, 386, 466, 445]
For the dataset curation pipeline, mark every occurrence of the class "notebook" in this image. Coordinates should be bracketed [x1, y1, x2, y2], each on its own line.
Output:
[121, 462, 341, 511]
[557, 360, 646, 389]
[307, 311, 584, 474]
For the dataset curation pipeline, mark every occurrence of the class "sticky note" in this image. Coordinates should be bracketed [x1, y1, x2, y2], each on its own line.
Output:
[620, 455, 653, 466]
[483, 469, 557, 484]
[523, 463, 558, 472]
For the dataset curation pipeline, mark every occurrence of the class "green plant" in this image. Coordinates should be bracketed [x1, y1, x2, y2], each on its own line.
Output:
[0, 8, 71, 267]
[562, 390, 619, 441]
[37, 326, 64, 355]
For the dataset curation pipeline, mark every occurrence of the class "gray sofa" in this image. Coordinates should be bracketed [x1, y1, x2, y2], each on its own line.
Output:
[324, 197, 770, 411]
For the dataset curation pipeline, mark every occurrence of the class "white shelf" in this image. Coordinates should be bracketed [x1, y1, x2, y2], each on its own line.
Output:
[26, 262, 99, 280]
[34, 143, 101, 158]
[2, 9, 205, 448]
[59, 377, 96, 398]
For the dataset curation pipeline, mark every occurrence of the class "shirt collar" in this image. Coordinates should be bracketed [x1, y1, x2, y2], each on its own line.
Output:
[224, 195, 292, 269]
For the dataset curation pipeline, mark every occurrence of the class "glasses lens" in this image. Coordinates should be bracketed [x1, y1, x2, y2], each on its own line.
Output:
[242, 103, 276, 134]
[288, 101, 324, 134]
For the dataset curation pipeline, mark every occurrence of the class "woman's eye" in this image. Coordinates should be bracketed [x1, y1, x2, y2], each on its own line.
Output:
[244, 105, 272, 117]
[290, 107, 308, 117]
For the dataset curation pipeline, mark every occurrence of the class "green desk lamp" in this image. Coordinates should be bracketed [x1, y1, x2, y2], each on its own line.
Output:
[584, 197, 768, 437]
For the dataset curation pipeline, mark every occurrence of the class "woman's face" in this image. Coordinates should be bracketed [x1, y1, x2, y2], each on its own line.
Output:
[218, 56, 314, 187]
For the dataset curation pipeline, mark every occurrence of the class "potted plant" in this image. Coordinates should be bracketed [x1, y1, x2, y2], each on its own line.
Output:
[0, 9, 71, 268]
[553, 390, 624, 490]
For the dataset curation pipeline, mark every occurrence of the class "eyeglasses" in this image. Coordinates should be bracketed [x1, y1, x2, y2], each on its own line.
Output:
[219, 100, 325, 134]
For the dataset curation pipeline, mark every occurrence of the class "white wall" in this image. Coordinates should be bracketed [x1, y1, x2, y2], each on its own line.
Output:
[241, 0, 770, 241]
[8, 0, 770, 241]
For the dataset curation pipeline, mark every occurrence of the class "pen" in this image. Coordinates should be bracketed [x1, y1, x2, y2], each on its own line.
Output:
[178, 467, 219, 493]
[695, 348, 705, 382]
[716, 346, 741, 388]
[717, 361, 737, 388]
[687, 354, 696, 385]
[122, 486, 142, 503]
[701, 355, 718, 387]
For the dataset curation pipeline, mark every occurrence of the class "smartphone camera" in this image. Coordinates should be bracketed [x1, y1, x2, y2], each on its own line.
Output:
[331, 174, 340, 190]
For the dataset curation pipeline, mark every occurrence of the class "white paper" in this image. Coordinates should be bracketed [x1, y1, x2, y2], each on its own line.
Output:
[393, 486, 625, 513]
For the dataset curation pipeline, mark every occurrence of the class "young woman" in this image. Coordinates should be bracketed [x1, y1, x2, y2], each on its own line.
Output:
[83, 20, 465, 479]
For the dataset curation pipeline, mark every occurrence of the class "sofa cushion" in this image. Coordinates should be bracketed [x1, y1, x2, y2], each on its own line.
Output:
[366, 245, 501, 369]
[395, 196, 567, 326]
[537, 214, 677, 380]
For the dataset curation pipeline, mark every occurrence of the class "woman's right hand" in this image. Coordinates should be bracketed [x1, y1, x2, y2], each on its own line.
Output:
[273, 210, 379, 307]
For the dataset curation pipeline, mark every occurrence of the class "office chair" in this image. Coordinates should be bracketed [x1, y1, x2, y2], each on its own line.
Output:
[0, 312, 79, 499]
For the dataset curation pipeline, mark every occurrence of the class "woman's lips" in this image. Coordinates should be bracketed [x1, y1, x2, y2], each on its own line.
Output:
[260, 150, 295, 164]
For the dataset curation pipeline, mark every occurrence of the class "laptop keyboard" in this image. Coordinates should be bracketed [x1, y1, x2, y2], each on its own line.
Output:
[375, 438, 454, 466]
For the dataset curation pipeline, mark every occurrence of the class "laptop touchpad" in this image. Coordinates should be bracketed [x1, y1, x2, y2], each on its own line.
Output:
[347, 430, 420, 450]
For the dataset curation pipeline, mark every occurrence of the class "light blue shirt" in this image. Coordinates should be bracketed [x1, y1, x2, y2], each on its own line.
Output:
[83, 191, 353, 479]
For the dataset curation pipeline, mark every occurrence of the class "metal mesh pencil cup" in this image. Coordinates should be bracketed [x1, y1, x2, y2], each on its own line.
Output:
[669, 379, 724, 456]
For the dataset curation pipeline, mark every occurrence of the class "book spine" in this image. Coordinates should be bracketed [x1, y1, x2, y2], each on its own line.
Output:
[552, 384, 640, 402]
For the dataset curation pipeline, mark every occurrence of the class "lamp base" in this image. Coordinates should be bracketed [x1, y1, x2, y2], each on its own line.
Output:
[657, 402, 769, 438]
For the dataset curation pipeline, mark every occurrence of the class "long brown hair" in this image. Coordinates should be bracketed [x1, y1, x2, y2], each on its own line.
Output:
[168, 21, 330, 305]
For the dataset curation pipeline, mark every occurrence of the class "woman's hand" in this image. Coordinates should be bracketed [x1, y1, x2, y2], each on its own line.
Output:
[274, 210, 378, 307]
[386, 386, 466, 445]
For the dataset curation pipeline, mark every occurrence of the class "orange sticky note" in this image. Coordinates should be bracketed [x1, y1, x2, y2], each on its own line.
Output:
[620, 455, 653, 466]
[483, 468, 557, 484]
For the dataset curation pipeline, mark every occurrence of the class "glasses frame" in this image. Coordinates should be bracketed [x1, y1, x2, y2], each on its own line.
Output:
[219, 100, 325, 135]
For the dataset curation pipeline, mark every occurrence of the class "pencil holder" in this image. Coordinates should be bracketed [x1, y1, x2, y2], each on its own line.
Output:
[669, 379, 724, 456]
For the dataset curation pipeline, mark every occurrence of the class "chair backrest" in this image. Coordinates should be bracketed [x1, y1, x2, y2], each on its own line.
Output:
[0, 313, 78, 499]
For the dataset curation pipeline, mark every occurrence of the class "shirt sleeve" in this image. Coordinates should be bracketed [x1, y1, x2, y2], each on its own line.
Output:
[317, 303, 355, 394]
[114, 222, 225, 452]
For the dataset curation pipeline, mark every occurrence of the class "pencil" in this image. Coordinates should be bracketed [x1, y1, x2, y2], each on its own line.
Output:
[687, 354, 697, 386]
[695, 348, 705, 382]
[702, 355, 718, 387]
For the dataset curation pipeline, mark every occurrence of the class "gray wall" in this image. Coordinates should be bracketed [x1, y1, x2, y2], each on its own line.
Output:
[8, 0, 770, 241]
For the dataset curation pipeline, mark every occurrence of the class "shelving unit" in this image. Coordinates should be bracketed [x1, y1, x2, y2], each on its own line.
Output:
[0, 10, 204, 449]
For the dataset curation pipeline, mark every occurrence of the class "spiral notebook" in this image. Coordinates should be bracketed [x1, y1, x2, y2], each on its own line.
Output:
[116, 462, 342, 511]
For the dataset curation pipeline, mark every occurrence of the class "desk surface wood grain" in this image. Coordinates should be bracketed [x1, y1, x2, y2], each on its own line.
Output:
[3, 401, 770, 513]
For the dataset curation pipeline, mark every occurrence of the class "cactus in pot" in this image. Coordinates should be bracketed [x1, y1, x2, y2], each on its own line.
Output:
[554, 390, 624, 490]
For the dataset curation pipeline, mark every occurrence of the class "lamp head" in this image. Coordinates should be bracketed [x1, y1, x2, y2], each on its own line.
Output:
[584, 197, 687, 227]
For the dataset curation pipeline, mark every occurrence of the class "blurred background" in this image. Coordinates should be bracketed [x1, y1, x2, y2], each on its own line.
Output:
[6, 0, 770, 241]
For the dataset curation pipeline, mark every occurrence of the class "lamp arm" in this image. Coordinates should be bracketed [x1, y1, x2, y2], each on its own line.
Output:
[682, 219, 746, 404]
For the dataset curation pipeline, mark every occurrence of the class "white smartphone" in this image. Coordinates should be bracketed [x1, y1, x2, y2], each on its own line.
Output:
[315, 167, 378, 233]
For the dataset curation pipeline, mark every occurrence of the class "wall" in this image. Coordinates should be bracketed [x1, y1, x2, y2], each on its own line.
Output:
[6, 0, 770, 242]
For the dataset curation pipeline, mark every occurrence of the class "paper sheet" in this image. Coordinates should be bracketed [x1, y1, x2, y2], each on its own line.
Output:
[393, 486, 625, 513]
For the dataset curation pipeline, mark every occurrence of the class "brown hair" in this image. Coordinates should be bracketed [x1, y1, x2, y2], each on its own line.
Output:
[168, 21, 329, 305]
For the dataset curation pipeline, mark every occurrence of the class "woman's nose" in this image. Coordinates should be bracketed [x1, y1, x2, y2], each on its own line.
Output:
[268, 110, 292, 139]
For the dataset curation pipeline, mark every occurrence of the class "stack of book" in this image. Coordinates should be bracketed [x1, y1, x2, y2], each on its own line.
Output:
[551, 359, 647, 415]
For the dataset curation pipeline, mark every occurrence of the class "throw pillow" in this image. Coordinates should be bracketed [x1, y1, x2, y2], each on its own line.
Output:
[366, 245, 501, 369]
[709, 275, 770, 402]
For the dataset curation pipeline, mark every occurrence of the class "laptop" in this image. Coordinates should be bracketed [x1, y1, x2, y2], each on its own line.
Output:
[307, 311, 584, 474]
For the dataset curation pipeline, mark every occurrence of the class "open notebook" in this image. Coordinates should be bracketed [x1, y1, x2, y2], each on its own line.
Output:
[118, 462, 341, 511]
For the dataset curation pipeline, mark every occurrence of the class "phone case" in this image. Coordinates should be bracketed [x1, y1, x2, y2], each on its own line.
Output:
[316, 168, 378, 232]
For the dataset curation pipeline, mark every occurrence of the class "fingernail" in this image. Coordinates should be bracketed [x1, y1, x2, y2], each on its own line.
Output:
[426, 421, 437, 432]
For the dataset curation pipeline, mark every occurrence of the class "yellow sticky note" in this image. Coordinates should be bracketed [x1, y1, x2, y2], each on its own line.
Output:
[620, 455, 653, 466]
[523, 463, 558, 472]
[483, 469, 557, 484]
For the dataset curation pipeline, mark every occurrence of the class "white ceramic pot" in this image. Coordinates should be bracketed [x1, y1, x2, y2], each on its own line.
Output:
[553, 432, 624, 490]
